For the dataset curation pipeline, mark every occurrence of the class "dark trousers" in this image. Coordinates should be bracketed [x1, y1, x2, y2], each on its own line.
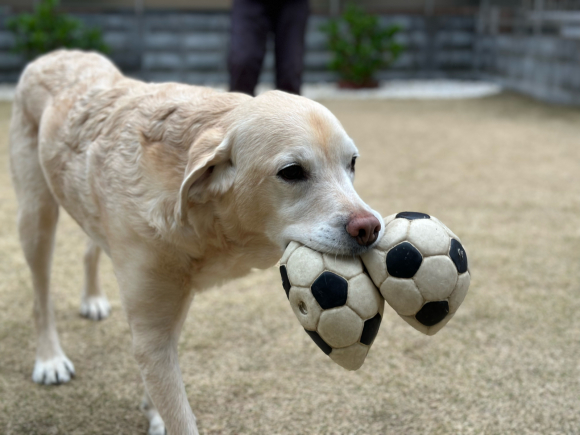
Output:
[228, 0, 309, 96]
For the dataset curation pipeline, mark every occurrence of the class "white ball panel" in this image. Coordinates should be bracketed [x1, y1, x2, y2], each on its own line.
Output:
[445, 228, 460, 242]
[329, 342, 369, 371]
[407, 219, 450, 256]
[346, 273, 384, 320]
[360, 249, 387, 288]
[318, 306, 364, 349]
[323, 254, 363, 279]
[382, 213, 397, 227]
[287, 247, 324, 287]
[430, 216, 460, 242]
[449, 272, 471, 313]
[288, 286, 323, 331]
[399, 313, 454, 336]
[376, 218, 409, 251]
[380, 277, 423, 316]
[280, 241, 302, 265]
[413, 256, 458, 301]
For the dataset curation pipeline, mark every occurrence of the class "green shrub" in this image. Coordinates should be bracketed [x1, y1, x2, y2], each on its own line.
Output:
[320, 4, 403, 87]
[7, 0, 109, 60]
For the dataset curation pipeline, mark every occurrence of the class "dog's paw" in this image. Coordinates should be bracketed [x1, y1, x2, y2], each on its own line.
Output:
[80, 296, 111, 321]
[141, 400, 167, 435]
[148, 415, 167, 435]
[32, 355, 75, 385]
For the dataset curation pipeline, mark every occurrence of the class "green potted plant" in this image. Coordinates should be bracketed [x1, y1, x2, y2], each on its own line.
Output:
[320, 4, 403, 88]
[7, 0, 109, 61]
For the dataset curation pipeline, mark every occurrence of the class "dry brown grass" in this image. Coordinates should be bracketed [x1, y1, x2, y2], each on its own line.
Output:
[1, 93, 580, 435]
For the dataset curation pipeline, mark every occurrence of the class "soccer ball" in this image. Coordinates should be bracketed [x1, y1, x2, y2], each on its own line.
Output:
[279, 242, 384, 371]
[361, 212, 470, 336]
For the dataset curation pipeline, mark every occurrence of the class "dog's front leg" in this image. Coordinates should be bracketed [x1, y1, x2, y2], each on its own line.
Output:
[113, 252, 198, 435]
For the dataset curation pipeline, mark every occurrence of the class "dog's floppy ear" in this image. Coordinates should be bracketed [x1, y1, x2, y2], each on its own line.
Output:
[177, 127, 234, 225]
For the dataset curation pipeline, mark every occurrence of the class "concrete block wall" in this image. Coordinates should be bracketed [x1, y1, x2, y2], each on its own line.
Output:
[0, 18, 24, 83]
[477, 34, 580, 105]
[136, 13, 478, 84]
[1, 10, 579, 105]
[0, 11, 478, 84]
[0, 11, 144, 82]
[139, 13, 230, 84]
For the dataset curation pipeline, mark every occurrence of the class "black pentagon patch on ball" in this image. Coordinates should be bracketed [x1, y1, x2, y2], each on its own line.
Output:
[279, 265, 291, 299]
[449, 239, 468, 274]
[311, 271, 348, 309]
[304, 329, 332, 355]
[386, 242, 423, 278]
[396, 211, 431, 220]
[416, 301, 449, 326]
[360, 313, 382, 345]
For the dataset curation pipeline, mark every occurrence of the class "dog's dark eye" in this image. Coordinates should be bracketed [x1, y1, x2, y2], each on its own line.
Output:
[278, 164, 306, 182]
[350, 157, 357, 172]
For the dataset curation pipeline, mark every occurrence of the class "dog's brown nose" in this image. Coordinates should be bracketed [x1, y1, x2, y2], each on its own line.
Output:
[346, 214, 381, 246]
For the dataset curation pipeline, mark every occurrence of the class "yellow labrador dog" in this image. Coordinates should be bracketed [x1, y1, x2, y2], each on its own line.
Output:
[9, 50, 383, 434]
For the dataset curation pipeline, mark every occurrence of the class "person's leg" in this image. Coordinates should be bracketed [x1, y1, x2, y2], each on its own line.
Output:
[228, 0, 271, 96]
[273, 0, 309, 94]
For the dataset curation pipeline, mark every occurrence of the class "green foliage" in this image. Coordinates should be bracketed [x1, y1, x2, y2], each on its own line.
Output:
[7, 0, 109, 60]
[320, 4, 403, 86]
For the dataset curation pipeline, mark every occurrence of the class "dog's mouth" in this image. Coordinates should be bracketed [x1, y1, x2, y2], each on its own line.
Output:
[280, 216, 384, 258]
[284, 238, 375, 258]
[319, 241, 375, 257]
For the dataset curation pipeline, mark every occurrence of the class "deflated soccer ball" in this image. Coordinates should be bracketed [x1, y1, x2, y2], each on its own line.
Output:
[279, 242, 384, 371]
[361, 212, 470, 336]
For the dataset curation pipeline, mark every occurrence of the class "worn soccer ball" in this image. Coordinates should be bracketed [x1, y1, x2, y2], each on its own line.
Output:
[279, 242, 384, 370]
[361, 212, 470, 336]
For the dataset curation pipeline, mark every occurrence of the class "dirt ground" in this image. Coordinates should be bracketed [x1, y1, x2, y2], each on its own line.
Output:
[1, 93, 580, 435]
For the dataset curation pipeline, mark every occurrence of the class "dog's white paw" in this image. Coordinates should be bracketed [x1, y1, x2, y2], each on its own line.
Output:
[80, 296, 111, 321]
[148, 415, 167, 435]
[32, 355, 75, 385]
[141, 399, 167, 435]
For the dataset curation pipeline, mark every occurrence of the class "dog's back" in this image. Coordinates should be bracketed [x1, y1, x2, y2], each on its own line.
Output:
[13, 50, 124, 126]
[9, 50, 134, 255]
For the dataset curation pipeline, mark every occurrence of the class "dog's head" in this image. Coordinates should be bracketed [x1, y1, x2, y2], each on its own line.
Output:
[178, 91, 384, 259]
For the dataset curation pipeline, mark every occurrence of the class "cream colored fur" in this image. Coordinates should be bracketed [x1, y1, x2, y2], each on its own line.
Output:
[9, 50, 384, 435]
